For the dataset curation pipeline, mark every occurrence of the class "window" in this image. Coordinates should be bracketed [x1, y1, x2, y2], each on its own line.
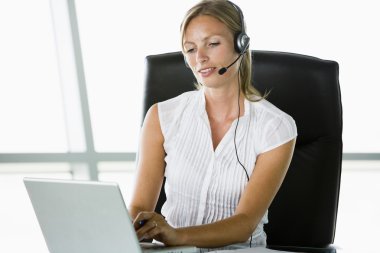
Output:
[0, 0, 67, 153]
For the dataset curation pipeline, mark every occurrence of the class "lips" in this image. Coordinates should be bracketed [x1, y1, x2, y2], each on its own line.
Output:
[198, 67, 216, 77]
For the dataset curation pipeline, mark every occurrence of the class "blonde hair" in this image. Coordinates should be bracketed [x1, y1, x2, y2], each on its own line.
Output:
[180, 0, 264, 101]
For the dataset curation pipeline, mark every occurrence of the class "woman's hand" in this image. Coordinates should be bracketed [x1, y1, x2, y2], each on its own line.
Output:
[133, 212, 183, 246]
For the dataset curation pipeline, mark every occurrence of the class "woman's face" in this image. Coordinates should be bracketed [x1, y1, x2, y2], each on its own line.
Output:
[183, 15, 239, 89]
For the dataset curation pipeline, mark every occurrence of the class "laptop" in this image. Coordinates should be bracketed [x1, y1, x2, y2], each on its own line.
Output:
[24, 177, 197, 253]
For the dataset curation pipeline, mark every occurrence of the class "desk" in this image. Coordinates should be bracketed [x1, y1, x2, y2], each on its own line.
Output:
[213, 247, 294, 253]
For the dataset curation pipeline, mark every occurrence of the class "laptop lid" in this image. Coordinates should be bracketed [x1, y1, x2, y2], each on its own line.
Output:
[24, 178, 196, 253]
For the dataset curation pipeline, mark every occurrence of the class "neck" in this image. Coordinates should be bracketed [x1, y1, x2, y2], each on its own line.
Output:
[204, 85, 244, 122]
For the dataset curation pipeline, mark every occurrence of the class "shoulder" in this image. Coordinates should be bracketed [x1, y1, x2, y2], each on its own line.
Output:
[157, 90, 199, 136]
[157, 90, 198, 118]
[143, 103, 161, 133]
[248, 98, 297, 154]
[158, 90, 198, 109]
[250, 98, 286, 118]
[140, 103, 164, 148]
[250, 98, 296, 129]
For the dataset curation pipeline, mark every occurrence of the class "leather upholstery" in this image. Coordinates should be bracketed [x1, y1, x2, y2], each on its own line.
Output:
[142, 51, 342, 252]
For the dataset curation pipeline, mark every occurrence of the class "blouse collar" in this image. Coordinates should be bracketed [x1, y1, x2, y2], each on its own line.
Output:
[197, 88, 250, 119]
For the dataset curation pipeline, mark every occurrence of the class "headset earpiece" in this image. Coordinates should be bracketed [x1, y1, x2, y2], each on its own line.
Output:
[235, 32, 250, 54]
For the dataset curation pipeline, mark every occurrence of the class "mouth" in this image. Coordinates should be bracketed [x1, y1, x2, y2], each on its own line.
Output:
[198, 67, 216, 77]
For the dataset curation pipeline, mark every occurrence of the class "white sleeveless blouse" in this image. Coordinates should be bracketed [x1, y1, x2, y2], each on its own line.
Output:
[157, 89, 297, 247]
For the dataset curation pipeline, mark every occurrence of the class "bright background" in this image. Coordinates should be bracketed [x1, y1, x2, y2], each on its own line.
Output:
[0, 0, 379, 252]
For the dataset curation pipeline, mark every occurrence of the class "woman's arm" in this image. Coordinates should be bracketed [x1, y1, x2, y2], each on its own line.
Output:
[128, 104, 166, 220]
[135, 138, 296, 248]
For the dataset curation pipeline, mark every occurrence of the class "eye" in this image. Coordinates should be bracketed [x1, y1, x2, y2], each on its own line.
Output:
[186, 48, 195, 53]
[209, 42, 220, 47]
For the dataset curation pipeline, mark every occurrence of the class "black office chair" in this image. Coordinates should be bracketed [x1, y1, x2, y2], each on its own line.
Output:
[142, 50, 342, 253]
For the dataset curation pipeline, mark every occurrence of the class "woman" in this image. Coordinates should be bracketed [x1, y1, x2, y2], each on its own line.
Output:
[129, 0, 297, 250]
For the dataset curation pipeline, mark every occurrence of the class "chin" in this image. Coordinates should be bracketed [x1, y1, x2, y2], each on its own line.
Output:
[197, 77, 221, 88]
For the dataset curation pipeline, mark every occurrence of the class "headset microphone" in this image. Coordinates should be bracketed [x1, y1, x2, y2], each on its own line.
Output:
[218, 53, 243, 75]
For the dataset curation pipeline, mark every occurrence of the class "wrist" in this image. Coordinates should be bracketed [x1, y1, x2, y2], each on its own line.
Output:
[175, 227, 189, 246]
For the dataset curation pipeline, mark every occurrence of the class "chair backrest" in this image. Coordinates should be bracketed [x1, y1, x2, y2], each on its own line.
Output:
[142, 51, 342, 249]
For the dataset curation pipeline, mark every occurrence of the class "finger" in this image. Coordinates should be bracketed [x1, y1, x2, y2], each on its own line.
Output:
[146, 226, 161, 240]
[134, 219, 147, 230]
[133, 211, 155, 229]
[136, 220, 158, 241]
[143, 221, 164, 241]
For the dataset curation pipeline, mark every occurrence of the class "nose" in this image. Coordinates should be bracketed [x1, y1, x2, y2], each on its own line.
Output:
[196, 48, 208, 64]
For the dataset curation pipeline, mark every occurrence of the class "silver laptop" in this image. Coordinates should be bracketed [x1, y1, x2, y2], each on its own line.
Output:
[24, 177, 197, 253]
